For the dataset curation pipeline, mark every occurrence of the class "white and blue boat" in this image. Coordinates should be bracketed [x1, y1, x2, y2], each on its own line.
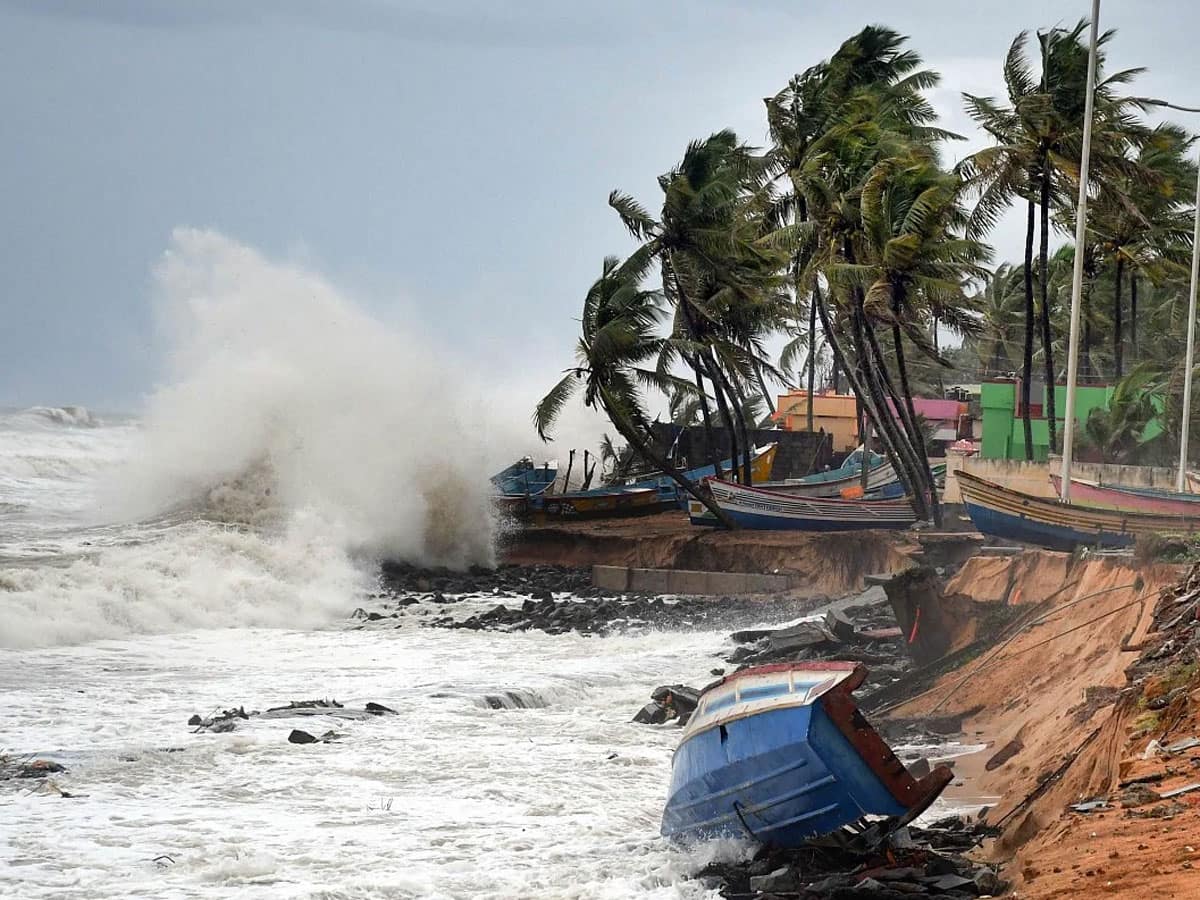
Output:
[691, 479, 919, 531]
[955, 470, 1200, 551]
[662, 662, 951, 846]
[491, 457, 557, 496]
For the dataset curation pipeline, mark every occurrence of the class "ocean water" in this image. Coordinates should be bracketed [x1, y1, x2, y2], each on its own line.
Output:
[1, 232, 967, 899]
[0, 405, 752, 899]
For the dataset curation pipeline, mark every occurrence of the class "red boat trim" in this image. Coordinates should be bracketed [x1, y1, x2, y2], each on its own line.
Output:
[819, 668, 952, 811]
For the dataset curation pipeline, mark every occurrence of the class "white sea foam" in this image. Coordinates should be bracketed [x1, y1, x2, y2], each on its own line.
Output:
[107, 227, 499, 567]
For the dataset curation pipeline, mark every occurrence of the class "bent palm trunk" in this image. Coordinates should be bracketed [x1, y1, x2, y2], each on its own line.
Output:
[599, 389, 736, 529]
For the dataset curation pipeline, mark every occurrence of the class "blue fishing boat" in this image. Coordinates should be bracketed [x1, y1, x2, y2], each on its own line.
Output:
[662, 662, 951, 846]
[491, 457, 557, 496]
[955, 470, 1200, 551]
[689, 479, 918, 530]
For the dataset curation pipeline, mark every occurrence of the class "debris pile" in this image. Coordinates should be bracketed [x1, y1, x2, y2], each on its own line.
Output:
[726, 594, 913, 693]
[699, 816, 1004, 899]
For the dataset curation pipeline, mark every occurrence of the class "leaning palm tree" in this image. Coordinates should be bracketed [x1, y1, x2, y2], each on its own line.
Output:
[533, 256, 735, 526]
[610, 130, 788, 486]
[961, 21, 1146, 455]
[1090, 123, 1197, 374]
[842, 150, 991, 524]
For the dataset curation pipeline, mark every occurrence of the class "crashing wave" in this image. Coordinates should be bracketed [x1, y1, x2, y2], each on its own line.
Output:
[8, 406, 100, 429]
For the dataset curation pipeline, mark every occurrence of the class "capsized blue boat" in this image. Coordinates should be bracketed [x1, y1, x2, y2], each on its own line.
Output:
[661, 662, 951, 846]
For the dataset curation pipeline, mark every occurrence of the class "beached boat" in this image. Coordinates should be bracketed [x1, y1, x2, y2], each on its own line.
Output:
[491, 458, 557, 496]
[691, 479, 918, 531]
[661, 662, 952, 846]
[956, 470, 1200, 551]
[530, 485, 668, 521]
[1050, 474, 1200, 517]
[635, 443, 778, 507]
[767, 448, 899, 499]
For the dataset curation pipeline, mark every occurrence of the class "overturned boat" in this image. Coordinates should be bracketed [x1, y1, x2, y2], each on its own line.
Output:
[661, 662, 951, 846]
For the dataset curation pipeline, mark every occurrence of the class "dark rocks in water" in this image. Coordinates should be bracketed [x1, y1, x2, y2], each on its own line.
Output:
[9, 759, 67, 779]
[632, 701, 672, 725]
[634, 684, 701, 725]
[190, 698, 394, 735]
[436, 594, 825, 638]
[379, 561, 601, 602]
[191, 706, 251, 733]
[288, 729, 319, 744]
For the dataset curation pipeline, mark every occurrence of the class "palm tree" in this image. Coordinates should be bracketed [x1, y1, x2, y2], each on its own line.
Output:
[844, 150, 990, 523]
[962, 21, 1147, 455]
[533, 256, 735, 526]
[1090, 123, 1197, 374]
[976, 263, 1025, 373]
[609, 130, 788, 487]
[762, 27, 965, 522]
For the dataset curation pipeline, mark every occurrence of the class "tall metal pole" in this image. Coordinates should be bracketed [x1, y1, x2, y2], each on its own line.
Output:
[1058, 0, 1101, 504]
[1177, 156, 1200, 491]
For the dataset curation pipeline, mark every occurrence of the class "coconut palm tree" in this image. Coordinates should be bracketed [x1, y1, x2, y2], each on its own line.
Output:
[1090, 123, 1197, 374]
[961, 20, 1147, 455]
[533, 256, 734, 526]
[975, 263, 1026, 373]
[609, 130, 788, 486]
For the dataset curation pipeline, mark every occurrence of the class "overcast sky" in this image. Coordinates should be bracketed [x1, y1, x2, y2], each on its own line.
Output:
[2, 0, 1197, 411]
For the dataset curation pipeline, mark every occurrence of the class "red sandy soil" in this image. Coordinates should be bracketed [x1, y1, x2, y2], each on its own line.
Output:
[892, 550, 1195, 898]
[500, 511, 917, 596]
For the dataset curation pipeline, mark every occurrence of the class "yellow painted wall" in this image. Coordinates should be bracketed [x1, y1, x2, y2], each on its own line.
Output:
[775, 391, 860, 452]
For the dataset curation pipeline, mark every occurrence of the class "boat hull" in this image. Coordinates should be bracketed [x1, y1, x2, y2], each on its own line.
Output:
[1050, 474, 1200, 516]
[662, 663, 950, 846]
[636, 444, 778, 508]
[956, 470, 1200, 550]
[694, 480, 917, 531]
[531, 487, 670, 521]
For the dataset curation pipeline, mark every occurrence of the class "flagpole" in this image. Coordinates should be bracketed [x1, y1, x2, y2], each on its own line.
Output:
[1058, 0, 1101, 504]
[1178, 157, 1200, 491]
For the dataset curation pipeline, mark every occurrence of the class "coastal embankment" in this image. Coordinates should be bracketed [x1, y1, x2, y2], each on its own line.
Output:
[502, 518, 1200, 896]
[501, 512, 921, 597]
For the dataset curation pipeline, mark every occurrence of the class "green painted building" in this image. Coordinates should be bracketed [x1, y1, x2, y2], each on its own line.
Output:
[979, 381, 1116, 461]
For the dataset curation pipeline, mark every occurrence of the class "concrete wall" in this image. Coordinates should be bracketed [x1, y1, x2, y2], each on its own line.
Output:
[593, 565, 793, 595]
[942, 455, 1179, 503]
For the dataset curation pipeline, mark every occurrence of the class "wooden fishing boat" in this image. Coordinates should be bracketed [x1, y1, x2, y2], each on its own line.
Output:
[691, 479, 918, 531]
[1050, 474, 1200, 516]
[530, 485, 668, 521]
[661, 662, 952, 846]
[956, 470, 1200, 551]
[768, 449, 899, 499]
[491, 458, 557, 496]
[634, 443, 778, 507]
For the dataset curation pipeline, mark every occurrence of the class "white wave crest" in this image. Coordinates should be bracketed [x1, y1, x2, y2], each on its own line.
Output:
[105, 227, 496, 568]
[5, 406, 102, 428]
[0, 513, 367, 649]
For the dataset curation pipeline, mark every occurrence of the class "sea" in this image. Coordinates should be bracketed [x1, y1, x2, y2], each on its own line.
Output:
[1, 231, 967, 899]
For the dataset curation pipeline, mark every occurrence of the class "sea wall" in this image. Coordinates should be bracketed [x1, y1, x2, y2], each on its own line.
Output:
[501, 514, 914, 597]
[942, 455, 1179, 502]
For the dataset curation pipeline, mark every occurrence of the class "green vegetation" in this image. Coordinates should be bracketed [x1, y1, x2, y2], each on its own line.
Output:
[535, 20, 1199, 527]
